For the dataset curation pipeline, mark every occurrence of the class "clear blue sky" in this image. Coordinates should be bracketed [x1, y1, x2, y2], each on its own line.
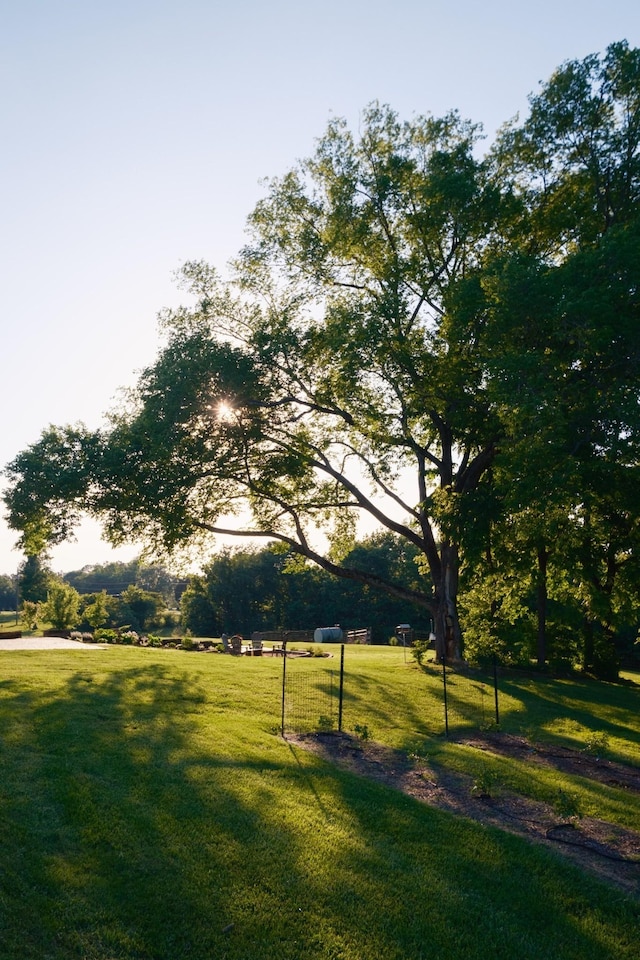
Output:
[1, 0, 638, 575]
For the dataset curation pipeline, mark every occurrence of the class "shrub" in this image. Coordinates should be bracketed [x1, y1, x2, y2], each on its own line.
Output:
[353, 723, 371, 741]
[411, 640, 430, 666]
[41, 581, 81, 631]
[554, 788, 582, 822]
[584, 731, 609, 757]
[306, 645, 325, 657]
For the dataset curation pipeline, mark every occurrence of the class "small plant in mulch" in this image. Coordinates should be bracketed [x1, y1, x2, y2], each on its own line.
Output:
[583, 731, 610, 758]
[553, 788, 583, 823]
[353, 723, 372, 741]
[470, 767, 502, 799]
[317, 715, 335, 732]
[407, 741, 430, 763]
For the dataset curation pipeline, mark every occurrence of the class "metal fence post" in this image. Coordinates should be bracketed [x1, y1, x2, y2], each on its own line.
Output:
[493, 653, 500, 727]
[338, 643, 345, 732]
[442, 656, 449, 736]
[280, 641, 288, 737]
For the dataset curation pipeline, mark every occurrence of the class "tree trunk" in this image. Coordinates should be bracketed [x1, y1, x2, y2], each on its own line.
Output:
[433, 542, 463, 662]
[536, 544, 548, 669]
[582, 617, 595, 672]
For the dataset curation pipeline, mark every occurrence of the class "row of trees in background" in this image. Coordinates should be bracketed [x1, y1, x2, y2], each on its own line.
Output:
[2, 539, 432, 643]
[2, 530, 638, 672]
[0, 575, 16, 610]
[181, 533, 640, 673]
[180, 534, 432, 642]
[5, 556, 182, 634]
[3, 43, 640, 678]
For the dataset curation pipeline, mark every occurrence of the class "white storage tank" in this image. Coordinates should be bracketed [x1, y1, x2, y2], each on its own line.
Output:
[313, 626, 343, 643]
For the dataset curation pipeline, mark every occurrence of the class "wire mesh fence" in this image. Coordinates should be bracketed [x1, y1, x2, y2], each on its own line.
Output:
[280, 646, 500, 738]
[281, 660, 340, 735]
[422, 660, 500, 734]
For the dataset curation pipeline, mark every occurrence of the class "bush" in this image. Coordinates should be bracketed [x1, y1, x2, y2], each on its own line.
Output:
[41, 581, 81, 631]
[411, 639, 430, 666]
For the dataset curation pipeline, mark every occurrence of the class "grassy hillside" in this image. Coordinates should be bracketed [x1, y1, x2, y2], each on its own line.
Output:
[0, 644, 637, 959]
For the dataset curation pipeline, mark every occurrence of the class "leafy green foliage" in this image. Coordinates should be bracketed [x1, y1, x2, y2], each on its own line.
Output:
[64, 558, 182, 604]
[0, 574, 16, 610]
[41, 580, 81, 630]
[20, 599, 39, 630]
[4, 44, 640, 673]
[81, 590, 109, 630]
[180, 535, 432, 641]
[18, 554, 51, 603]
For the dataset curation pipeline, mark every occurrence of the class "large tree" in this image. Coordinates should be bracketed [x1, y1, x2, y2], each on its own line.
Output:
[4, 43, 639, 664]
[5, 106, 501, 659]
[458, 40, 640, 672]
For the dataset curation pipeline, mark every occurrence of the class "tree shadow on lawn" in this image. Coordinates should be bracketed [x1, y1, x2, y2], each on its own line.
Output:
[333, 664, 445, 738]
[0, 660, 637, 960]
[496, 672, 640, 761]
[285, 737, 639, 959]
[0, 662, 305, 958]
[338, 660, 495, 740]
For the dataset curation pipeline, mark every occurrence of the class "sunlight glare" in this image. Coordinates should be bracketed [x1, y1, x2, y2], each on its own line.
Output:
[216, 400, 235, 422]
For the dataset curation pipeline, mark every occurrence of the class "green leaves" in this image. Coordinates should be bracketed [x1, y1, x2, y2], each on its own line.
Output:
[493, 40, 640, 254]
[4, 48, 640, 668]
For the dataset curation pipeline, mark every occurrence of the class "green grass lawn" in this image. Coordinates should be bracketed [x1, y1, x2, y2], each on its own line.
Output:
[0, 610, 20, 629]
[0, 644, 638, 959]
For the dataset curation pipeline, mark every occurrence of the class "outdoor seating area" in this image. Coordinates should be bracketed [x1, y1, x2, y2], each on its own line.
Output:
[224, 634, 313, 657]
[226, 635, 272, 656]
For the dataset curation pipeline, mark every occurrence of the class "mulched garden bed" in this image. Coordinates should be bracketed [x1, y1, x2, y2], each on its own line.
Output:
[289, 729, 640, 900]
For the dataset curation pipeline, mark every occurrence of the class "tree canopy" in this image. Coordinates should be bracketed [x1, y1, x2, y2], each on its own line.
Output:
[4, 41, 640, 670]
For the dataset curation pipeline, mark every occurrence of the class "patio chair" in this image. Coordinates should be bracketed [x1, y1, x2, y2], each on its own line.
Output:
[229, 635, 243, 656]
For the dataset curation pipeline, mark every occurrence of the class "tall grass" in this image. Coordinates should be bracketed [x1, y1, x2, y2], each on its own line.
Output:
[0, 645, 637, 959]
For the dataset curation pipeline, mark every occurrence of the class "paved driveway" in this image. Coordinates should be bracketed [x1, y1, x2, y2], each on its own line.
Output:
[0, 637, 108, 650]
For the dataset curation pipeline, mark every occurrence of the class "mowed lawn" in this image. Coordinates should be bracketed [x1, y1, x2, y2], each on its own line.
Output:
[0, 644, 638, 960]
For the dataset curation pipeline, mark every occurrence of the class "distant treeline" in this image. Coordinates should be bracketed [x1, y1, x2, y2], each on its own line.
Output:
[5, 531, 638, 671]
[179, 534, 432, 643]
[2, 536, 432, 643]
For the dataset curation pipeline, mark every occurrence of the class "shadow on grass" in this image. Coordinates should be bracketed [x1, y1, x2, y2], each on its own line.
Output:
[0, 662, 296, 958]
[332, 657, 497, 740]
[0, 657, 637, 960]
[332, 653, 640, 764]
[496, 672, 640, 761]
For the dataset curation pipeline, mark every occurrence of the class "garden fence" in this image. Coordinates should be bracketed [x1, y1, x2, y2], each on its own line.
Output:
[280, 645, 500, 738]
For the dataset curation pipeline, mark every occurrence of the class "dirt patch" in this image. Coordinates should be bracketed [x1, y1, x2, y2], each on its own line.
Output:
[289, 730, 640, 900]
